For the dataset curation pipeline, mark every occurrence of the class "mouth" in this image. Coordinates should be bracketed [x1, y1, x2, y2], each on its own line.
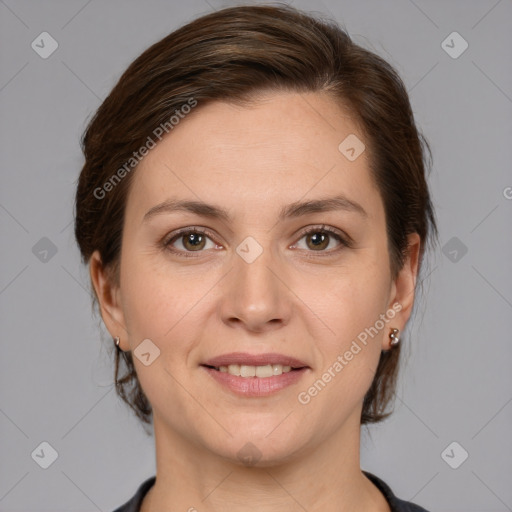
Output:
[201, 352, 309, 376]
[201, 363, 305, 378]
[200, 352, 310, 397]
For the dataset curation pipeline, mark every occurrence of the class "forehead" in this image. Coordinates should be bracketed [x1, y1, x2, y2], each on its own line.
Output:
[127, 91, 382, 222]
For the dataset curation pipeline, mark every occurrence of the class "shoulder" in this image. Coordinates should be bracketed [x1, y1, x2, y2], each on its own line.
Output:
[112, 476, 156, 512]
[363, 471, 431, 512]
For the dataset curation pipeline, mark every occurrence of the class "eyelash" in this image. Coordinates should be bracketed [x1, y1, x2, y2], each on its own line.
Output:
[162, 225, 352, 259]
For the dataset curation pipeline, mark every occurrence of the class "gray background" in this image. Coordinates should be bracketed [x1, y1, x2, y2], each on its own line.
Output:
[1, 0, 511, 510]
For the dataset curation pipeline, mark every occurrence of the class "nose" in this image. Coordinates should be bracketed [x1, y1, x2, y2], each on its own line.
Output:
[219, 241, 292, 333]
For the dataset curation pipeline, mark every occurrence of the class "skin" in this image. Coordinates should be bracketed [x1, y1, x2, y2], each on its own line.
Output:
[90, 91, 420, 512]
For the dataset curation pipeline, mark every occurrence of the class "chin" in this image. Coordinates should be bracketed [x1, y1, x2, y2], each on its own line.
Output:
[199, 420, 311, 468]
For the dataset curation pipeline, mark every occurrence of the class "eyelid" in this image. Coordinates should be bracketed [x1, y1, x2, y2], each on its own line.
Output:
[162, 224, 352, 257]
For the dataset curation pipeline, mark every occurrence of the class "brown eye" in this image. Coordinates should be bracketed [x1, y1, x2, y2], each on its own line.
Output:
[292, 225, 350, 254]
[181, 232, 206, 251]
[305, 231, 330, 251]
[164, 228, 218, 256]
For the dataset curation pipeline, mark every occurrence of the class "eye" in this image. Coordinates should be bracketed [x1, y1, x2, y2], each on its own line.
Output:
[162, 224, 351, 258]
[163, 227, 221, 257]
[291, 225, 351, 254]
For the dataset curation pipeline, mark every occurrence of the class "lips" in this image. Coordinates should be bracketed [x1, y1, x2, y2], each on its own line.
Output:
[202, 352, 309, 369]
[200, 353, 310, 397]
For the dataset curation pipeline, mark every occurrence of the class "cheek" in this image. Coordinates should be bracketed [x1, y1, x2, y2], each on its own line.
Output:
[301, 272, 387, 420]
[320, 259, 390, 345]
[120, 253, 182, 341]
[120, 251, 218, 354]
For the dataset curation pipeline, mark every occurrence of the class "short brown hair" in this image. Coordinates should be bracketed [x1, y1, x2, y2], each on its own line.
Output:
[74, 3, 438, 427]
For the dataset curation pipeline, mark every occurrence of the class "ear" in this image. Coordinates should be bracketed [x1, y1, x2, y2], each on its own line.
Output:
[89, 250, 128, 350]
[384, 232, 421, 350]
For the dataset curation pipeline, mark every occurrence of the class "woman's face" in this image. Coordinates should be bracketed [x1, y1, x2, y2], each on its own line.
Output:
[94, 91, 419, 465]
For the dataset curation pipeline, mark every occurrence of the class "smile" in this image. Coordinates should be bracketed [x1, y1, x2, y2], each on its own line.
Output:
[205, 363, 296, 378]
[200, 366, 309, 397]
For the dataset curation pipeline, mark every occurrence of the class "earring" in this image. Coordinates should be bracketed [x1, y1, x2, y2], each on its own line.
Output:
[389, 328, 400, 347]
[114, 336, 121, 348]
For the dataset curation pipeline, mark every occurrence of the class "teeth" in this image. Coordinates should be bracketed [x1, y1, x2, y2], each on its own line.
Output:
[240, 365, 256, 377]
[218, 364, 293, 377]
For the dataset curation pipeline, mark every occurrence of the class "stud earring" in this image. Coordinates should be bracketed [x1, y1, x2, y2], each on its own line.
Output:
[389, 328, 400, 347]
[114, 336, 121, 348]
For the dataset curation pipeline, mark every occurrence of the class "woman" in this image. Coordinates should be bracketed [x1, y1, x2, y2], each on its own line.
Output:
[74, 4, 438, 511]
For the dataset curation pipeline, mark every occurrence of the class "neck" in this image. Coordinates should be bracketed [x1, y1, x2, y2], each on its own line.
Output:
[140, 410, 390, 512]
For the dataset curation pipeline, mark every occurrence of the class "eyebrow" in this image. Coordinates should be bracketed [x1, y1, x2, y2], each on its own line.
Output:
[142, 194, 368, 224]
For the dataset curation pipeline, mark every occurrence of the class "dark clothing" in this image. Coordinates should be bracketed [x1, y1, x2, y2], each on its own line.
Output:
[112, 471, 430, 512]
